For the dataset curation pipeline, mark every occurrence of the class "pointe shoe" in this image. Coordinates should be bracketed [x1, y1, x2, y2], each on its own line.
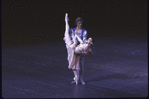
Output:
[73, 77, 79, 85]
[71, 77, 76, 84]
[65, 13, 69, 21]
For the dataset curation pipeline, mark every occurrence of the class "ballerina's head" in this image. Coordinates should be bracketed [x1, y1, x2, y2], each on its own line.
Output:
[86, 38, 93, 45]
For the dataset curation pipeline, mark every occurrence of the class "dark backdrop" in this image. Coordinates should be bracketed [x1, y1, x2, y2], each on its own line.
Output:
[2, 0, 147, 46]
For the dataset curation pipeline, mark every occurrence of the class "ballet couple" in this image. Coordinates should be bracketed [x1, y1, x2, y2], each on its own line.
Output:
[63, 13, 93, 85]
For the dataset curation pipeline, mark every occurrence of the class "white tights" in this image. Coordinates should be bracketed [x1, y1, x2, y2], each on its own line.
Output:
[72, 56, 85, 85]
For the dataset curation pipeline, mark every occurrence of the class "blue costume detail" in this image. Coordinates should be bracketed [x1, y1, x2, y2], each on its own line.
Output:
[71, 27, 87, 44]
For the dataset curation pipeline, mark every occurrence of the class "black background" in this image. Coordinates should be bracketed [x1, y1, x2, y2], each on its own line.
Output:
[2, 0, 147, 46]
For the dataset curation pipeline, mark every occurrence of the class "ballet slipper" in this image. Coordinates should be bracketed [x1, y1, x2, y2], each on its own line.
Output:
[71, 77, 76, 84]
[72, 70, 79, 85]
[74, 77, 79, 85]
[71, 77, 79, 85]
[65, 13, 69, 22]
[80, 77, 85, 85]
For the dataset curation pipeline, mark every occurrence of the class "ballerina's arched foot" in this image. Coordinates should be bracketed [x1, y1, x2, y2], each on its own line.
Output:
[71, 77, 78, 85]
[65, 13, 69, 21]
[71, 77, 76, 84]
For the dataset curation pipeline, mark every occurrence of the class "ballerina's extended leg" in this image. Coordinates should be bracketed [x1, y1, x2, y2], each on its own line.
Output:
[65, 13, 69, 33]
[64, 13, 74, 47]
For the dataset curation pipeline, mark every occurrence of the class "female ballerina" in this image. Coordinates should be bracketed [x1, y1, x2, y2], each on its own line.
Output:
[63, 13, 93, 85]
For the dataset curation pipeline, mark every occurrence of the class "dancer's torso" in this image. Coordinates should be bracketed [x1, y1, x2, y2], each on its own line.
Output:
[75, 43, 90, 53]
[75, 29, 82, 33]
[71, 28, 89, 53]
[74, 32, 82, 44]
[71, 28, 86, 45]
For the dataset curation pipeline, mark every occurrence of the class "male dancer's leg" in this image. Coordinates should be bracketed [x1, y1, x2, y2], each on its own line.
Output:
[79, 56, 85, 85]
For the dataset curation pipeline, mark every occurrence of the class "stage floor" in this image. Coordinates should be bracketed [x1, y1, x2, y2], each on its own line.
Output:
[2, 37, 148, 98]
